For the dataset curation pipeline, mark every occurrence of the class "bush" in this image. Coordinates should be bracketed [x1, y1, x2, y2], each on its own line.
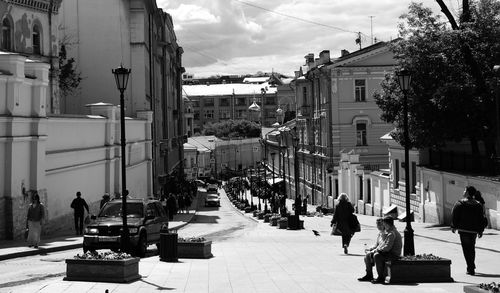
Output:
[74, 251, 132, 260]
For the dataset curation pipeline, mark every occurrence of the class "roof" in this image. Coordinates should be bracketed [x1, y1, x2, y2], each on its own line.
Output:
[243, 77, 269, 83]
[188, 136, 218, 150]
[182, 82, 277, 97]
[183, 143, 197, 150]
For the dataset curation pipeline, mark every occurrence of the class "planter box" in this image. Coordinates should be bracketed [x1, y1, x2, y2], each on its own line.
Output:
[178, 241, 213, 259]
[264, 214, 271, 223]
[278, 219, 288, 229]
[385, 258, 453, 284]
[258, 212, 265, 219]
[64, 258, 141, 283]
[270, 217, 279, 226]
[463, 285, 489, 293]
[244, 207, 252, 213]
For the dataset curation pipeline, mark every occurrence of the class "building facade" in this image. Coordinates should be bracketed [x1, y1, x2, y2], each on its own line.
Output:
[287, 42, 396, 207]
[58, 0, 184, 195]
[0, 0, 62, 114]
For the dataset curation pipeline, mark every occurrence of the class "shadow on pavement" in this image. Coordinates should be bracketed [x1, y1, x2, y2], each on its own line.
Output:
[474, 273, 500, 278]
[139, 279, 175, 290]
[189, 215, 220, 224]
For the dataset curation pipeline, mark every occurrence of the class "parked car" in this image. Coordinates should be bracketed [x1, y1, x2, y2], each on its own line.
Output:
[83, 198, 168, 257]
[207, 184, 218, 194]
[205, 194, 221, 207]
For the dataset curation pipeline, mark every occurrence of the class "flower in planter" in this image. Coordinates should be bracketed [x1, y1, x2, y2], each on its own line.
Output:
[74, 251, 133, 260]
[178, 237, 207, 243]
[479, 282, 500, 292]
[399, 253, 443, 261]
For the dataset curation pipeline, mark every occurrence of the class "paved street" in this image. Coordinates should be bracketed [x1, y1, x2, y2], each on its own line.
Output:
[0, 187, 499, 292]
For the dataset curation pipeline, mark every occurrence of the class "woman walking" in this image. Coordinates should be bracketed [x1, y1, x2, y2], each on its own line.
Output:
[26, 192, 46, 248]
[331, 193, 355, 254]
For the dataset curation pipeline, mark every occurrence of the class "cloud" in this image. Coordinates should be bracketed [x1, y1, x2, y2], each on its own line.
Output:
[160, 0, 452, 77]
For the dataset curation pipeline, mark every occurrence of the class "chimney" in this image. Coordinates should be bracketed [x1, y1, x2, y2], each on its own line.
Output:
[305, 53, 315, 68]
[319, 50, 330, 64]
[341, 49, 350, 57]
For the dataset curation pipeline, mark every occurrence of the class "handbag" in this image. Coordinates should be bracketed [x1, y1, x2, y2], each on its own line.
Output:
[330, 223, 342, 236]
[350, 214, 361, 232]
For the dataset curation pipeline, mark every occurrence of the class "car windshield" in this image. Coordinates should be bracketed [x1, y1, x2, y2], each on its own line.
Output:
[99, 202, 144, 218]
[207, 195, 219, 199]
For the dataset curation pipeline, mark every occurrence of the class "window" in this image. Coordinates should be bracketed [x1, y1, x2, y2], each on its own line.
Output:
[356, 123, 367, 146]
[192, 100, 200, 107]
[219, 109, 230, 119]
[265, 96, 276, 105]
[204, 109, 214, 119]
[236, 109, 246, 118]
[236, 98, 246, 106]
[355, 79, 366, 102]
[194, 110, 200, 120]
[302, 87, 308, 104]
[204, 98, 214, 107]
[32, 24, 41, 55]
[1, 18, 12, 51]
[394, 159, 400, 188]
[220, 98, 230, 107]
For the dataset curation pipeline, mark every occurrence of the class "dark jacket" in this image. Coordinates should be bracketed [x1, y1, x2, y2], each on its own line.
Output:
[332, 200, 355, 235]
[71, 197, 89, 215]
[451, 198, 484, 234]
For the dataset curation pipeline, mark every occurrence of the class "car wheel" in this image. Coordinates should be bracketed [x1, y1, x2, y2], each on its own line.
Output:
[135, 234, 147, 258]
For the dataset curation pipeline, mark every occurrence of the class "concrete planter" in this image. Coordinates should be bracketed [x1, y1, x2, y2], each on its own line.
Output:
[258, 212, 265, 219]
[64, 258, 141, 283]
[463, 286, 489, 293]
[385, 258, 453, 284]
[178, 241, 213, 259]
[244, 207, 252, 213]
[264, 214, 271, 223]
[270, 217, 279, 226]
[278, 218, 288, 229]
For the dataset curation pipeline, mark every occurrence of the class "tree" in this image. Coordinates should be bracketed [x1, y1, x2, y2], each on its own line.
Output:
[374, 1, 500, 160]
[202, 119, 261, 138]
[58, 44, 82, 98]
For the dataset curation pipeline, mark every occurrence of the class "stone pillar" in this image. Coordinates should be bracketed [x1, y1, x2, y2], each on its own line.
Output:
[137, 110, 154, 196]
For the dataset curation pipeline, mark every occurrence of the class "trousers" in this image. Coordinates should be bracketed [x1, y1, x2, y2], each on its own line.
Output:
[459, 232, 477, 271]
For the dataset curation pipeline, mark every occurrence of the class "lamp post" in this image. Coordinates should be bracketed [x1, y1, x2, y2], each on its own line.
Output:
[290, 129, 301, 217]
[271, 152, 276, 213]
[396, 68, 414, 256]
[492, 65, 500, 173]
[112, 64, 131, 252]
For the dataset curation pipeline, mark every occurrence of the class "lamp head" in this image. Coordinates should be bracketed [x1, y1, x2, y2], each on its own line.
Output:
[112, 65, 131, 92]
[396, 68, 411, 93]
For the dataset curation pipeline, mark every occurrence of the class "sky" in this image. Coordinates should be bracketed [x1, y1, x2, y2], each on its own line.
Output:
[158, 0, 459, 78]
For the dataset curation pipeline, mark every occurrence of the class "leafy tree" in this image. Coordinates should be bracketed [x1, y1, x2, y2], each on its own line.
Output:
[58, 44, 82, 98]
[202, 119, 261, 138]
[374, 1, 500, 160]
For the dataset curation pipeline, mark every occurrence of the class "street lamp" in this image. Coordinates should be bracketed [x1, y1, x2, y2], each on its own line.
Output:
[290, 129, 301, 218]
[112, 64, 131, 252]
[271, 152, 276, 213]
[396, 68, 414, 256]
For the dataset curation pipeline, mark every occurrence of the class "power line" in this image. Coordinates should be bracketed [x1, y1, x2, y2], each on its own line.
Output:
[233, 0, 361, 35]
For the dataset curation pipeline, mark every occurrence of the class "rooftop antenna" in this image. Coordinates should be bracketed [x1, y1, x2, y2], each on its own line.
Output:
[369, 16, 374, 45]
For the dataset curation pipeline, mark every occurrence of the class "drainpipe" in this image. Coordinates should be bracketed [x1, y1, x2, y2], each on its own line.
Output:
[48, 0, 55, 113]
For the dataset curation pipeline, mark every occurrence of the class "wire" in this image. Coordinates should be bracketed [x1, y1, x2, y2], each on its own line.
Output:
[233, 0, 361, 35]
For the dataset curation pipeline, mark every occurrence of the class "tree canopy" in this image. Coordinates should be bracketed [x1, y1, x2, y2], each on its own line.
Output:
[374, 1, 500, 157]
[202, 119, 261, 138]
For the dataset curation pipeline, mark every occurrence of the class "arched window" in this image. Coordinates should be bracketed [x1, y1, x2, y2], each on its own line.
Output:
[1, 18, 12, 51]
[32, 24, 41, 55]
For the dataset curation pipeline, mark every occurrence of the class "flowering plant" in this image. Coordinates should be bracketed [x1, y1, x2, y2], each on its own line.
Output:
[178, 237, 206, 242]
[74, 251, 133, 260]
[399, 253, 443, 261]
[479, 282, 500, 293]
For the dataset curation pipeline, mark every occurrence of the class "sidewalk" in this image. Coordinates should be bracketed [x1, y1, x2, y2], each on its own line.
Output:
[0, 196, 200, 261]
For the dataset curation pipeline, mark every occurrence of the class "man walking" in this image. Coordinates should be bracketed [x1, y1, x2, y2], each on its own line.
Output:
[451, 185, 485, 275]
[70, 191, 89, 235]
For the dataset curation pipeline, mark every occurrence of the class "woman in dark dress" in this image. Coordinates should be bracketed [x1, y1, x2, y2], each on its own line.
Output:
[331, 193, 355, 254]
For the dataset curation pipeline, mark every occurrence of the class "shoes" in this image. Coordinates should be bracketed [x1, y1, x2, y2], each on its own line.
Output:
[466, 270, 475, 275]
[343, 245, 348, 254]
[357, 275, 373, 282]
[371, 277, 385, 284]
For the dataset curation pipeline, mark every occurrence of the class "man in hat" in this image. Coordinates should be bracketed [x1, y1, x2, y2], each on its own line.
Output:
[100, 193, 111, 209]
